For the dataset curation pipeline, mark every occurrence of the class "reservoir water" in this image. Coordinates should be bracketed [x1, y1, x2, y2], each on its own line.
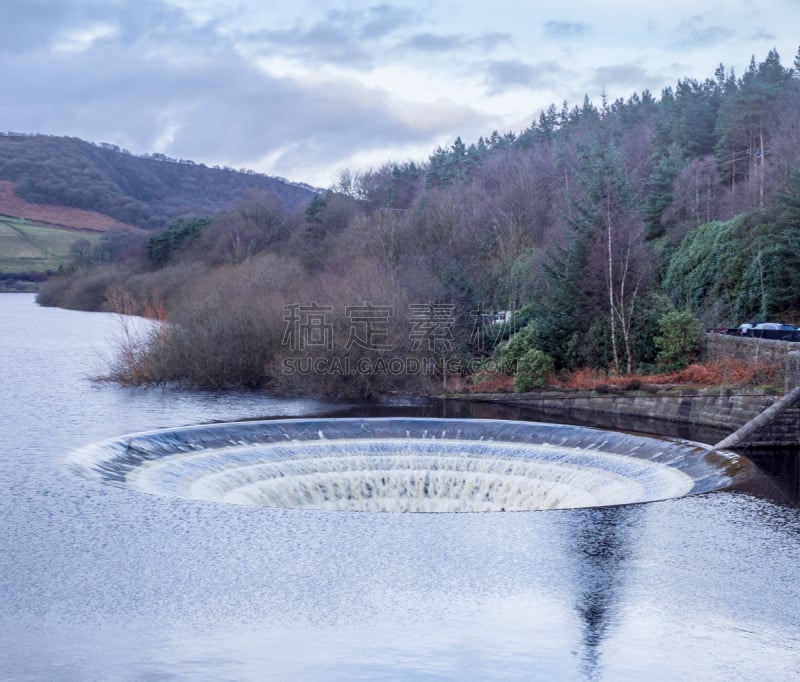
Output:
[1, 293, 799, 680]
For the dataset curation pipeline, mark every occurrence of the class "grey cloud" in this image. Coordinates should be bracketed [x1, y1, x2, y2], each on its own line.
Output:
[356, 4, 417, 39]
[167, 74, 486, 171]
[588, 64, 663, 92]
[749, 29, 776, 42]
[0, 0, 195, 53]
[246, 4, 417, 67]
[263, 94, 486, 173]
[0, 0, 70, 51]
[402, 30, 510, 53]
[476, 32, 510, 51]
[254, 21, 373, 66]
[484, 59, 564, 94]
[542, 21, 590, 39]
[403, 32, 468, 51]
[323, 3, 415, 37]
[673, 16, 736, 48]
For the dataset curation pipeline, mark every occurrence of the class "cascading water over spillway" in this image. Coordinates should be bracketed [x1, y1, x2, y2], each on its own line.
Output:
[69, 418, 752, 512]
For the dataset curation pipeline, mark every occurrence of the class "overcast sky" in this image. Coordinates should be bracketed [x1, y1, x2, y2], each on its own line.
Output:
[2, 0, 799, 187]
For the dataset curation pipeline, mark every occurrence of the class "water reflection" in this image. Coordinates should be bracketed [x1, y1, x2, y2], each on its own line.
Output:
[568, 506, 640, 681]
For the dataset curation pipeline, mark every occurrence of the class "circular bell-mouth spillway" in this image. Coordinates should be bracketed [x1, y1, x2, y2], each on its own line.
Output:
[69, 418, 752, 513]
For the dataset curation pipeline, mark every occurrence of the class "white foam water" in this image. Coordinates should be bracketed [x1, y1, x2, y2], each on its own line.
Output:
[69, 418, 748, 512]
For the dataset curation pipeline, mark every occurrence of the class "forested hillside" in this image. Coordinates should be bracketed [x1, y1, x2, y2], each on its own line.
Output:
[0, 134, 317, 229]
[38, 48, 800, 396]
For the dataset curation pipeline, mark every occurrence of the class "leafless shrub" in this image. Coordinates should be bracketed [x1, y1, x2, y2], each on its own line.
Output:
[103, 254, 304, 388]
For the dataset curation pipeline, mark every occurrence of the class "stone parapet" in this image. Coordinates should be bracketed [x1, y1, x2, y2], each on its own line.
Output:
[703, 332, 799, 364]
[786, 351, 800, 392]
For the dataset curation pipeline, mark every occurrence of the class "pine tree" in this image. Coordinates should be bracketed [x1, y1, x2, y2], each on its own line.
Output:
[714, 50, 793, 207]
[532, 215, 594, 369]
[777, 164, 800, 228]
[643, 142, 685, 239]
[670, 78, 720, 156]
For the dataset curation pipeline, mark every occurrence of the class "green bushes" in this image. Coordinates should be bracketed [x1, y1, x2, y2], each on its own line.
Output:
[514, 349, 554, 392]
[491, 322, 538, 374]
[653, 310, 704, 372]
[489, 322, 554, 391]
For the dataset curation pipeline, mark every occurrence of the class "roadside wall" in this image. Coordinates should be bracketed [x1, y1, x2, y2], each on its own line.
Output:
[703, 333, 800, 390]
[703, 333, 798, 364]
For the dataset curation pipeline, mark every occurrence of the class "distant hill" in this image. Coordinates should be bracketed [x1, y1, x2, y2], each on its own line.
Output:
[0, 133, 318, 230]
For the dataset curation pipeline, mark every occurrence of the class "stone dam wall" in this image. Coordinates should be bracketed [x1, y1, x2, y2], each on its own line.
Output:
[467, 388, 778, 441]
[713, 387, 800, 451]
[467, 385, 799, 450]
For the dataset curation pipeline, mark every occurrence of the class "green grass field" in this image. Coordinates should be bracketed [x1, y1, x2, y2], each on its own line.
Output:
[0, 217, 101, 273]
